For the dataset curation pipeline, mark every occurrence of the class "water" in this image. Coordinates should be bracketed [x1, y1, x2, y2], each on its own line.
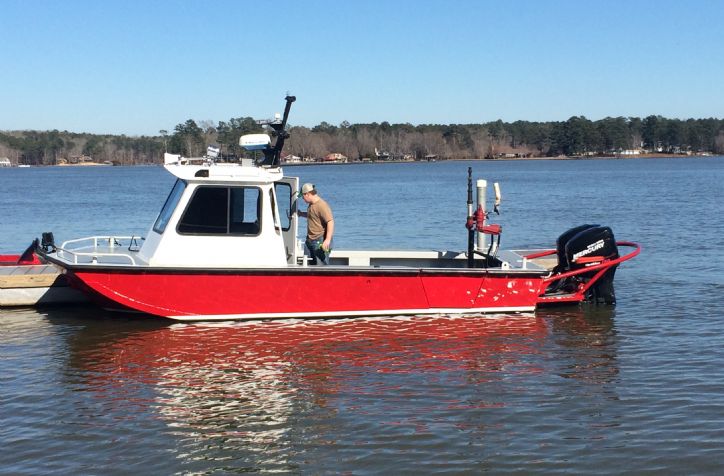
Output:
[1, 158, 723, 473]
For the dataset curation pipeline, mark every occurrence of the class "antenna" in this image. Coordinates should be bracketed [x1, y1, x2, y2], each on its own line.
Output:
[260, 95, 296, 166]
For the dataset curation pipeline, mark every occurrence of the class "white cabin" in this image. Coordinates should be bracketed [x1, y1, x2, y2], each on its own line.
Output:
[136, 156, 299, 268]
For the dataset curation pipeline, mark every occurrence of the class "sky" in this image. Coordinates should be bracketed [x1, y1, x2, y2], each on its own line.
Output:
[2, 0, 723, 136]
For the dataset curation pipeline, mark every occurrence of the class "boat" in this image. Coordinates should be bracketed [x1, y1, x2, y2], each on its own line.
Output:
[39, 96, 639, 321]
[1, 239, 87, 307]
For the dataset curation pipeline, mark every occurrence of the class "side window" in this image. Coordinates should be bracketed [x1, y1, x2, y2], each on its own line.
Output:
[178, 187, 228, 234]
[153, 179, 186, 234]
[177, 185, 262, 235]
[229, 187, 261, 235]
[274, 182, 292, 231]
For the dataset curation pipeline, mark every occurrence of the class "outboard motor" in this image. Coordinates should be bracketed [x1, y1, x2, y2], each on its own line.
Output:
[550, 225, 620, 304]
[41, 232, 56, 253]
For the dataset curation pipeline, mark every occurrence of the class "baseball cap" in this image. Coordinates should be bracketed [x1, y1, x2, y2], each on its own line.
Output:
[299, 183, 315, 196]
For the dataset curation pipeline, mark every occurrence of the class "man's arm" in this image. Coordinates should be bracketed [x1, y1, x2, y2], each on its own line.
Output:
[323, 219, 334, 251]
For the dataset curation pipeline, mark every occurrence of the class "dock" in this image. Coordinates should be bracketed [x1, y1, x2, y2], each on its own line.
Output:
[0, 264, 86, 306]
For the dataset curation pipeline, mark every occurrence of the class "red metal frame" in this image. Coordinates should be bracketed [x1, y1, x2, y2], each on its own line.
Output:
[530, 241, 641, 304]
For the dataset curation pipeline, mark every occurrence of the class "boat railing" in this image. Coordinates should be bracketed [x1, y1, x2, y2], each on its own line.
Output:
[56, 236, 142, 266]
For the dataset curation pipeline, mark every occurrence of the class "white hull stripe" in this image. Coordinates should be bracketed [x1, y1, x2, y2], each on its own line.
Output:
[166, 306, 536, 321]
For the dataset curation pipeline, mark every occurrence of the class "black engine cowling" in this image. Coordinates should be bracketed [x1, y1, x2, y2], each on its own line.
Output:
[553, 224, 598, 273]
[550, 225, 620, 304]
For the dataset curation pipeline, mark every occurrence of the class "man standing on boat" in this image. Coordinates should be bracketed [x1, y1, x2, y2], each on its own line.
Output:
[298, 183, 334, 265]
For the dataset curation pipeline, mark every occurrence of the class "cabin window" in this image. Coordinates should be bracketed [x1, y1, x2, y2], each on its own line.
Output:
[178, 186, 262, 235]
[229, 187, 261, 234]
[153, 179, 186, 234]
[274, 182, 292, 231]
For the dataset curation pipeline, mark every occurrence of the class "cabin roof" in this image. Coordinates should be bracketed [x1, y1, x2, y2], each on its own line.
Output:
[164, 163, 284, 183]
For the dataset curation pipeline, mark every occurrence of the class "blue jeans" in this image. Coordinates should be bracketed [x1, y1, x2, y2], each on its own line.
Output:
[305, 237, 330, 265]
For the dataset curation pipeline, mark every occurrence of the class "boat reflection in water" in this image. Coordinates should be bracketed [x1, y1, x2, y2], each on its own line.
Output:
[61, 308, 619, 471]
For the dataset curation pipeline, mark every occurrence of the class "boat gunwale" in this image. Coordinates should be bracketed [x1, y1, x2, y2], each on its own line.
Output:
[41, 253, 548, 277]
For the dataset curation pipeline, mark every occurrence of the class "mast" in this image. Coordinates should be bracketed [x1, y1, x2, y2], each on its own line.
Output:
[466, 167, 474, 268]
[261, 95, 296, 166]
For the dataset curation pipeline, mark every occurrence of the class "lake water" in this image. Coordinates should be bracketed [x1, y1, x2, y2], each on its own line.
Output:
[1, 157, 723, 473]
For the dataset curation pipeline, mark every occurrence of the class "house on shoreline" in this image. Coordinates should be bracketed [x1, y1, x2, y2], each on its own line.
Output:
[323, 153, 348, 163]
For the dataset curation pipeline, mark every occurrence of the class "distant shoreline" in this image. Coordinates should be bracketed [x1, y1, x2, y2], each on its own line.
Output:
[282, 153, 721, 166]
[2, 153, 719, 169]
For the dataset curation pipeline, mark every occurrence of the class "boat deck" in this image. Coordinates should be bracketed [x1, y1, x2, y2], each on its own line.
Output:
[329, 249, 555, 272]
[511, 250, 558, 271]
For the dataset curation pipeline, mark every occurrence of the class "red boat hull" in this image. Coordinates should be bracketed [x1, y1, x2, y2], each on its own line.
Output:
[64, 267, 547, 320]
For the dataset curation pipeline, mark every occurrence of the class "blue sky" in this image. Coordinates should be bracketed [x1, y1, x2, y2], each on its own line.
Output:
[2, 0, 723, 135]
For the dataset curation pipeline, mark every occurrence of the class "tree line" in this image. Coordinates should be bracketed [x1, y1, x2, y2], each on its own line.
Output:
[2, 115, 723, 166]
[0, 130, 163, 165]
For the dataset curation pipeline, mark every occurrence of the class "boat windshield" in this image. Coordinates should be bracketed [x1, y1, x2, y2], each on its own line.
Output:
[153, 179, 187, 234]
